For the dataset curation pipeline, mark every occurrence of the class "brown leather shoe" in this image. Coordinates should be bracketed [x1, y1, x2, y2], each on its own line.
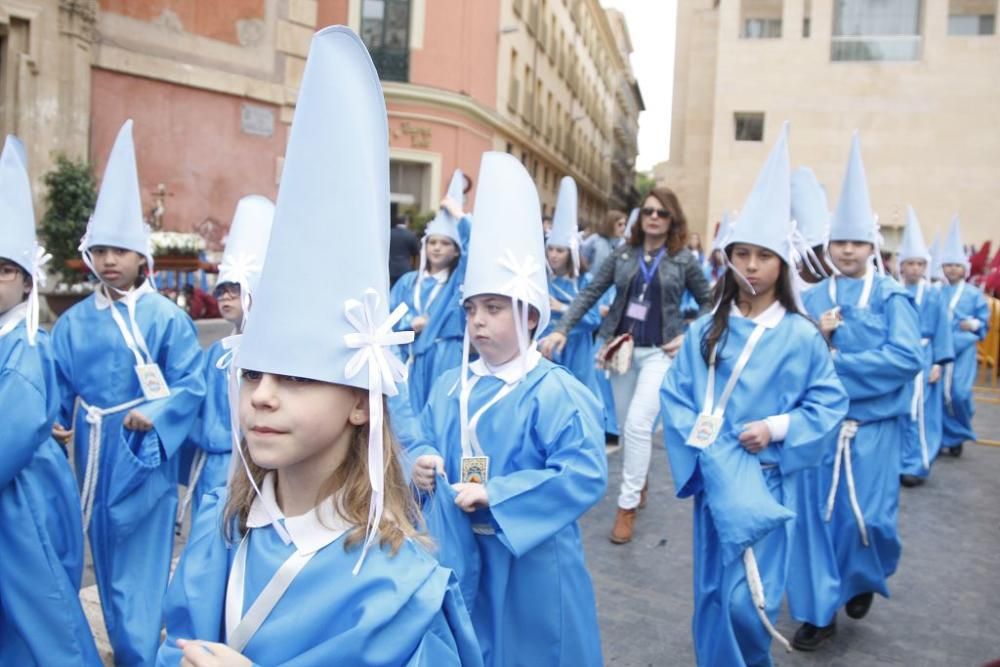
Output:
[638, 480, 649, 510]
[610, 508, 637, 544]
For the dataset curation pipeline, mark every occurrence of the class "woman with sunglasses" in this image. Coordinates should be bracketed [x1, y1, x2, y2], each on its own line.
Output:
[540, 187, 712, 544]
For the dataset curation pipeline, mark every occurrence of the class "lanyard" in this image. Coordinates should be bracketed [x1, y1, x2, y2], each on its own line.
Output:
[914, 279, 926, 307]
[459, 375, 518, 458]
[415, 271, 448, 315]
[549, 278, 578, 304]
[947, 281, 965, 317]
[828, 263, 875, 309]
[701, 323, 768, 418]
[637, 247, 666, 301]
[104, 285, 154, 366]
[225, 534, 320, 652]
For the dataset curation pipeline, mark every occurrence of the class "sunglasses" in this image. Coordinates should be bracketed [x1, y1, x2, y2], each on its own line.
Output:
[641, 207, 671, 219]
[214, 283, 242, 300]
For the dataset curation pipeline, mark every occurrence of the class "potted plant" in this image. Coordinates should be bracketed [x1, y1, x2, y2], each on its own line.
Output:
[39, 155, 97, 316]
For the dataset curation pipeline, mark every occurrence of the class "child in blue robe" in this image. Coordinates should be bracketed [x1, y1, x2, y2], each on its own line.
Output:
[938, 217, 990, 456]
[0, 135, 102, 666]
[410, 152, 608, 667]
[896, 208, 954, 485]
[157, 27, 480, 667]
[798, 134, 922, 641]
[50, 120, 207, 666]
[660, 125, 848, 666]
[390, 169, 471, 413]
[178, 195, 274, 528]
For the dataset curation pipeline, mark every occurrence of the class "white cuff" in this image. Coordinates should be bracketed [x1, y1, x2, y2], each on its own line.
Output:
[966, 318, 982, 331]
[764, 414, 790, 442]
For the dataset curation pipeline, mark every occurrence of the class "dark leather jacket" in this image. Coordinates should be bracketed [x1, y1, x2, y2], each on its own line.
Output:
[556, 244, 713, 343]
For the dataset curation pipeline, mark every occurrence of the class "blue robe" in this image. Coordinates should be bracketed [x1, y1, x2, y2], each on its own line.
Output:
[51, 286, 206, 666]
[390, 217, 471, 413]
[0, 318, 102, 666]
[802, 274, 922, 607]
[542, 273, 602, 399]
[157, 491, 483, 666]
[900, 282, 954, 477]
[660, 308, 848, 666]
[594, 288, 619, 436]
[411, 358, 608, 667]
[182, 338, 234, 522]
[940, 281, 989, 446]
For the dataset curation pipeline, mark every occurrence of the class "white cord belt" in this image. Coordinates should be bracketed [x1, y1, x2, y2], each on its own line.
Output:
[74, 396, 145, 530]
[824, 419, 869, 547]
[744, 547, 792, 652]
[176, 448, 208, 533]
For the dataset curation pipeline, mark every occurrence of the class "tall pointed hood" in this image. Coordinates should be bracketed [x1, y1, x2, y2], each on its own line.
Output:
[897, 206, 930, 264]
[725, 122, 793, 263]
[463, 151, 549, 336]
[80, 120, 153, 273]
[623, 206, 640, 239]
[829, 132, 877, 244]
[0, 135, 49, 344]
[422, 168, 465, 247]
[237, 26, 413, 572]
[547, 176, 580, 274]
[217, 194, 275, 327]
[928, 231, 944, 281]
[940, 214, 969, 270]
[791, 166, 830, 249]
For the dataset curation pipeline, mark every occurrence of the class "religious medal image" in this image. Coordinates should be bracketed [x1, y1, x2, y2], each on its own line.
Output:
[461, 455, 490, 484]
[135, 362, 171, 401]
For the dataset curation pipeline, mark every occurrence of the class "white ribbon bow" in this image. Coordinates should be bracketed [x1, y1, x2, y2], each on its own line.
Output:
[343, 289, 414, 575]
[23, 243, 51, 345]
[498, 249, 546, 305]
[218, 252, 261, 289]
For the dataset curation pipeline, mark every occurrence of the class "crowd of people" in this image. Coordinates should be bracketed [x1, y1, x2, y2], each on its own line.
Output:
[0, 25, 993, 667]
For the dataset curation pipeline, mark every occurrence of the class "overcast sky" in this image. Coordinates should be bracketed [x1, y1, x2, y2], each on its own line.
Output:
[601, 0, 677, 173]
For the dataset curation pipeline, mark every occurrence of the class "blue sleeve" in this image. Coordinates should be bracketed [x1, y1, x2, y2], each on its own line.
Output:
[485, 376, 608, 557]
[391, 273, 417, 332]
[832, 293, 923, 399]
[50, 319, 77, 427]
[0, 360, 49, 487]
[659, 321, 705, 497]
[403, 571, 483, 667]
[932, 291, 955, 365]
[778, 330, 849, 475]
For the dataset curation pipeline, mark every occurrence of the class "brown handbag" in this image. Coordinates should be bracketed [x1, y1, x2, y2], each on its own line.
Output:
[598, 333, 634, 375]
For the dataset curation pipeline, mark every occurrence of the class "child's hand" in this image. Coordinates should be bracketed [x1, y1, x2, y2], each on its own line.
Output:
[549, 296, 566, 313]
[123, 410, 153, 432]
[599, 304, 610, 317]
[411, 315, 428, 334]
[177, 639, 252, 667]
[929, 364, 941, 384]
[52, 422, 73, 444]
[661, 334, 684, 358]
[819, 307, 842, 336]
[959, 318, 980, 332]
[453, 482, 489, 512]
[738, 421, 771, 453]
[539, 332, 568, 359]
[413, 455, 444, 491]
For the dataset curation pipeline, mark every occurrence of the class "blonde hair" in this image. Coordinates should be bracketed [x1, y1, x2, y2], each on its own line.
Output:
[223, 400, 425, 554]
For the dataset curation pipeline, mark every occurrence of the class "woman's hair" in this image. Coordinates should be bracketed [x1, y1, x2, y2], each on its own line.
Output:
[596, 209, 626, 239]
[421, 237, 461, 274]
[548, 246, 577, 279]
[223, 400, 425, 554]
[699, 252, 807, 364]
[627, 186, 688, 255]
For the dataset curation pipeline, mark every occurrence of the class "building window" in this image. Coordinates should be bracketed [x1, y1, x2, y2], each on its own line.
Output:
[734, 112, 765, 141]
[360, 0, 411, 82]
[831, 0, 922, 62]
[948, 0, 996, 35]
[803, 0, 812, 36]
[740, 0, 783, 38]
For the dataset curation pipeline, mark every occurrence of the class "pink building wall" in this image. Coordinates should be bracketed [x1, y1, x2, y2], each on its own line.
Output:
[90, 69, 284, 238]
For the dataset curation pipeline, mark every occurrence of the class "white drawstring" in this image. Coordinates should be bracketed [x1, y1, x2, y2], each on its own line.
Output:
[744, 547, 793, 653]
[825, 419, 869, 547]
[176, 448, 208, 533]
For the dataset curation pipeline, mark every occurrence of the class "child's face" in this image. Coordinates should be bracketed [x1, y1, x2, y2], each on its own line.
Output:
[215, 282, 244, 325]
[0, 260, 30, 315]
[943, 263, 967, 284]
[425, 235, 459, 273]
[464, 294, 538, 367]
[828, 240, 873, 278]
[90, 246, 146, 290]
[899, 259, 927, 284]
[240, 371, 367, 476]
[546, 245, 571, 275]
[729, 243, 781, 297]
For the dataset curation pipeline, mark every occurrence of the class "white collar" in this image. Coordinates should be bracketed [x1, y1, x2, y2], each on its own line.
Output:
[0, 302, 28, 338]
[469, 345, 543, 385]
[425, 268, 450, 285]
[246, 472, 352, 555]
[729, 299, 786, 329]
[94, 279, 156, 311]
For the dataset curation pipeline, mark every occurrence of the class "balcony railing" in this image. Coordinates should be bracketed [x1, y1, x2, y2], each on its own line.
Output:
[370, 47, 409, 82]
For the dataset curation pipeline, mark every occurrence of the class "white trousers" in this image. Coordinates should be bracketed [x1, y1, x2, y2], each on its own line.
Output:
[610, 345, 672, 509]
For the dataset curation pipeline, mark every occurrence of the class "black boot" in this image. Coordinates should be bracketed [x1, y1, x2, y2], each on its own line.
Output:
[951, 443, 963, 458]
[792, 618, 837, 651]
[845, 592, 875, 619]
[900, 474, 924, 488]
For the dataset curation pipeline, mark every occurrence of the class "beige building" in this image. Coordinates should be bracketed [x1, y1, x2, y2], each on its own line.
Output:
[656, 0, 1000, 248]
[605, 7, 644, 212]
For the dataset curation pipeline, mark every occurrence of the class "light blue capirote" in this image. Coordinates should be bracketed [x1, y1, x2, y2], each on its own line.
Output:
[829, 133, 877, 246]
[237, 25, 414, 572]
[623, 206, 639, 239]
[547, 176, 581, 273]
[791, 166, 830, 250]
[897, 206, 931, 265]
[79, 120, 154, 276]
[0, 135, 49, 344]
[423, 168, 465, 247]
[939, 214, 969, 270]
[928, 231, 944, 281]
[217, 195, 276, 301]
